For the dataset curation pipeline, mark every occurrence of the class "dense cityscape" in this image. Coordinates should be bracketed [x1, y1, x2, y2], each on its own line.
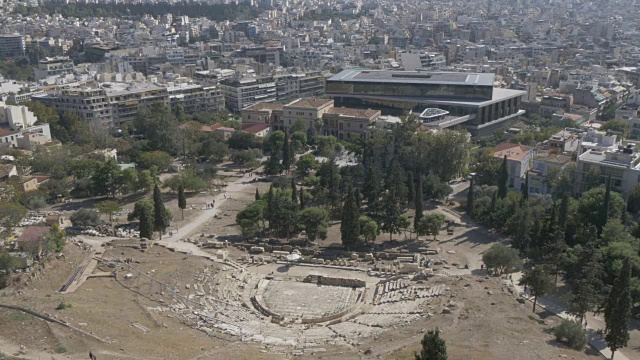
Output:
[0, 0, 640, 359]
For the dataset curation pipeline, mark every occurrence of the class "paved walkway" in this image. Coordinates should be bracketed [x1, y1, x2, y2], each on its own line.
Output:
[511, 272, 632, 360]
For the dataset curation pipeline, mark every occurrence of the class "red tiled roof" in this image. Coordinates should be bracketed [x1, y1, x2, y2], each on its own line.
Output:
[242, 123, 270, 133]
[0, 128, 18, 137]
[287, 98, 333, 109]
[325, 107, 380, 118]
[244, 102, 284, 111]
[17, 226, 50, 243]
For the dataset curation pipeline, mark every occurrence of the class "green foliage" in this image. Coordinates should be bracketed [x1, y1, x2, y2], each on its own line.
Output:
[134, 106, 179, 155]
[0, 59, 34, 81]
[358, 215, 379, 244]
[153, 185, 171, 237]
[95, 200, 123, 223]
[70, 209, 101, 227]
[419, 213, 446, 240]
[231, 149, 261, 165]
[265, 186, 298, 237]
[298, 207, 329, 241]
[497, 155, 508, 199]
[296, 153, 318, 177]
[128, 200, 155, 239]
[236, 200, 266, 238]
[316, 136, 337, 158]
[423, 130, 472, 181]
[604, 258, 632, 358]
[577, 185, 625, 233]
[0, 251, 16, 288]
[482, 243, 522, 275]
[163, 170, 209, 192]
[554, 320, 588, 350]
[55, 302, 71, 310]
[415, 175, 424, 230]
[137, 151, 173, 170]
[519, 267, 554, 312]
[341, 186, 360, 250]
[628, 184, 640, 213]
[15, 2, 263, 22]
[601, 119, 628, 134]
[227, 131, 260, 150]
[415, 328, 447, 360]
[0, 201, 27, 231]
[91, 159, 121, 197]
[178, 184, 187, 219]
[423, 174, 453, 201]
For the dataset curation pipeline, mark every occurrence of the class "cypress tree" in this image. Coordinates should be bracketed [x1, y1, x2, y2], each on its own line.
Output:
[282, 129, 291, 171]
[601, 175, 612, 233]
[363, 166, 382, 214]
[521, 172, 529, 204]
[153, 185, 170, 240]
[605, 258, 632, 359]
[355, 189, 362, 208]
[558, 193, 569, 230]
[498, 155, 508, 199]
[467, 176, 475, 214]
[415, 176, 424, 230]
[291, 178, 297, 205]
[139, 203, 154, 240]
[548, 199, 556, 234]
[406, 171, 415, 207]
[340, 185, 360, 250]
[299, 189, 305, 210]
[178, 184, 187, 220]
[415, 328, 448, 360]
[255, 188, 260, 201]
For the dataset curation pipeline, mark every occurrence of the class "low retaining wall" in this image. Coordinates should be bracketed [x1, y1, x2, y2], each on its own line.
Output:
[303, 274, 366, 288]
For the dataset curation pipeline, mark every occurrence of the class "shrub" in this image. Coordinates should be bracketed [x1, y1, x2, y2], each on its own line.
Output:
[55, 302, 71, 310]
[69, 209, 101, 227]
[54, 345, 67, 353]
[554, 320, 587, 350]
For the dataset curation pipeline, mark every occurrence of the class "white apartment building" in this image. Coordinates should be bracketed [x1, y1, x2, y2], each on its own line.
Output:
[220, 77, 277, 112]
[0, 102, 38, 130]
[576, 144, 640, 195]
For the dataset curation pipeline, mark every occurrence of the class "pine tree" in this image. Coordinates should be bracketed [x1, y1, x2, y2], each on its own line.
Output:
[519, 267, 553, 313]
[601, 175, 612, 233]
[605, 258, 632, 359]
[282, 129, 291, 171]
[153, 185, 171, 239]
[178, 184, 187, 220]
[415, 328, 448, 360]
[291, 178, 298, 205]
[498, 155, 508, 199]
[255, 188, 260, 201]
[355, 189, 362, 208]
[340, 186, 360, 250]
[415, 176, 424, 230]
[568, 251, 604, 326]
[406, 171, 415, 208]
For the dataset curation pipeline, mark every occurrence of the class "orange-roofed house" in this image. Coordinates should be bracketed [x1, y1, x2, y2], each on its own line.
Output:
[492, 143, 534, 192]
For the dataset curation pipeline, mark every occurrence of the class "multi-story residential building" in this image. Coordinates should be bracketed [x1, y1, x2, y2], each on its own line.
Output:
[322, 107, 381, 140]
[166, 83, 225, 114]
[527, 152, 573, 196]
[575, 144, 640, 194]
[326, 69, 526, 137]
[0, 34, 25, 58]
[492, 143, 534, 191]
[220, 77, 277, 112]
[105, 83, 169, 127]
[275, 72, 325, 101]
[546, 128, 580, 153]
[579, 127, 621, 153]
[0, 102, 37, 130]
[34, 57, 75, 81]
[32, 88, 113, 129]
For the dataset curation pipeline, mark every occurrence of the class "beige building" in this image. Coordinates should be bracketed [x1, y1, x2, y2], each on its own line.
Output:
[16, 132, 51, 151]
[241, 103, 284, 126]
[279, 98, 334, 131]
[322, 108, 381, 140]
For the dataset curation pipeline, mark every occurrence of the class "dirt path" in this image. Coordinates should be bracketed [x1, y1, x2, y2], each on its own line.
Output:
[166, 173, 258, 243]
